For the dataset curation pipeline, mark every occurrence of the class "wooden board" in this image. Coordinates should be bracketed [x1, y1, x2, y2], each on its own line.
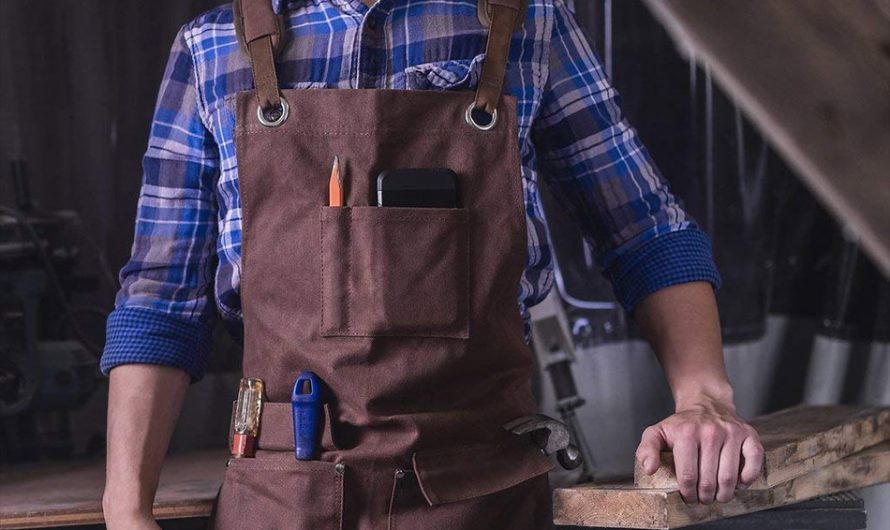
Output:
[635, 406, 890, 490]
[553, 441, 890, 529]
[643, 0, 890, 277]
[0, 450, 225, 529]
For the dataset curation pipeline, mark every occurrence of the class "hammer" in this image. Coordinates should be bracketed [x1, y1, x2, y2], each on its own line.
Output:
[504, 414, 583, 470]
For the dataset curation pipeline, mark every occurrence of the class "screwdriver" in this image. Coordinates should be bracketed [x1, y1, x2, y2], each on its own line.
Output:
[292, 371, 322, 460]
[232, 378, 265, 458]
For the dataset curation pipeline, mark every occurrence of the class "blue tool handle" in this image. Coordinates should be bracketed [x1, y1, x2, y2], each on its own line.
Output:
[291, 371, 321, 460]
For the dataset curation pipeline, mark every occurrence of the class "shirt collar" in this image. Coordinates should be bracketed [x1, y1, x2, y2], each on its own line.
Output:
[275, 1, 391, 15]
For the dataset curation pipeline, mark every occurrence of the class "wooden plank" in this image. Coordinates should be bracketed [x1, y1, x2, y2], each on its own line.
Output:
[643, 0, 890, 277]
[635, 406, 890, 490]
[553, 442, 890, 529]
[577, 493, 868, 530]
[0, 450, 225, 529]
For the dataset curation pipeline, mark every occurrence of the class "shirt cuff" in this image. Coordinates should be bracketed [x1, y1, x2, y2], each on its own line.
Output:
[101, 306, 213, 381]
[606, 228, 722, 314]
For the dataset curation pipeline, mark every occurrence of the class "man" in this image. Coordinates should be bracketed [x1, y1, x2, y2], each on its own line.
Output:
[102, 0, 763, 528]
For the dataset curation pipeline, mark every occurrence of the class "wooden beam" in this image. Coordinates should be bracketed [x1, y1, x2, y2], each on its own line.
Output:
[0, 450, 225, 529]
[635, 406, 890, 490]
[553, 442, 890, 529]
[643, 0, 890, 277]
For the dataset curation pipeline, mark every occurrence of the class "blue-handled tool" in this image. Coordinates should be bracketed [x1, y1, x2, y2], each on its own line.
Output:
[291, 371, 322, 460]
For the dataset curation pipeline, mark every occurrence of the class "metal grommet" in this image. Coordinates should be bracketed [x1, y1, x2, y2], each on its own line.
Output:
[394, 468, 406, 480]
[257, 96, 289, 127]
[335, 462, 346, 475]
[465, 102, 498, 131]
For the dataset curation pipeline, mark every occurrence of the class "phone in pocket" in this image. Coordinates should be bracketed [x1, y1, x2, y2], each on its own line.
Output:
[376, 168, 460, 208]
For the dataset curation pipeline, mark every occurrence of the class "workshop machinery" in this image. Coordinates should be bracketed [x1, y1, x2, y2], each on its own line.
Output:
[0, 160, 103, 462]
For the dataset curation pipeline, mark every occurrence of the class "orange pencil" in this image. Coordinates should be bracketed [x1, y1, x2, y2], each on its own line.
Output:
[329, 156, 343, 207]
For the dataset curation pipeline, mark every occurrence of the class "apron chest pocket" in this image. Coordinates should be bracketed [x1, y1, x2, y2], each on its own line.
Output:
[320, 206, 470, 339]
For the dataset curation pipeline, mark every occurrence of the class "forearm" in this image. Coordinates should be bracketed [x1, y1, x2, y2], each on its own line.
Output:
[635, 281, 734, 411]
[103, 364, 189, 522]
[634, 281, 764, 504]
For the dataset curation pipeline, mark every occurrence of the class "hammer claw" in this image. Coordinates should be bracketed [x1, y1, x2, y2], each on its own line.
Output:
[504, 414, 578, 464]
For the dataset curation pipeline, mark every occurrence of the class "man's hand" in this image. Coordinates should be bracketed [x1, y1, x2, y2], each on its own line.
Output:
[636, 394, 764, 504]
[634, 282, 764, 504]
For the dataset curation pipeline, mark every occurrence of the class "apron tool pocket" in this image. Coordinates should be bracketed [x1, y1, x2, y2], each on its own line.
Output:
[320, 206, 470, 339]
[213, 452, 344, 530]
[388, 436, 554, 529]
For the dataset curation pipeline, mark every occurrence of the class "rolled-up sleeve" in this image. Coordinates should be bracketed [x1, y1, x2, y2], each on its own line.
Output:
[101, 24, 219, 381]
[532, 0, 720, 313]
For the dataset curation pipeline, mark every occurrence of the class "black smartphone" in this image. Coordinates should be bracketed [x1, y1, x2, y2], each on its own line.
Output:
[376, 168, 460, 208]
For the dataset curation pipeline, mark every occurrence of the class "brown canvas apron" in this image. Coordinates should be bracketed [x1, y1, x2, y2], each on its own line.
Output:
[211, 1, 554, 528]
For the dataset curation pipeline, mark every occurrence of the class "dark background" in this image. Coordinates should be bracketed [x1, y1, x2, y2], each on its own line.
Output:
[1, 1, 887, 529]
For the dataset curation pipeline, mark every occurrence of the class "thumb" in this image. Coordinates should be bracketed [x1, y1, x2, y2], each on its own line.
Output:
[636, 425, 667, 475]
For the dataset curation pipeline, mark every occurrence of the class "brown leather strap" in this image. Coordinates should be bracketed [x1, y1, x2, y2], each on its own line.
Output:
[234, 0, 284, 113]
[247, 37, 283, 112]
[477, 0, 528, 31]
[473, 0, 524, 116]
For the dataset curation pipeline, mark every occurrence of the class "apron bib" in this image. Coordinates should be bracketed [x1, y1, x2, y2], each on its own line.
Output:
[211, 1, 553, 528]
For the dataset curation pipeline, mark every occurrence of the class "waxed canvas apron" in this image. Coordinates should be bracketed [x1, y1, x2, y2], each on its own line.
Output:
[211, 1, 553, 528]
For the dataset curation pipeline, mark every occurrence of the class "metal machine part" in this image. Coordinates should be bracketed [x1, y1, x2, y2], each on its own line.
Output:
[529, 291, 598, 482]
[0, 161, 102, 461]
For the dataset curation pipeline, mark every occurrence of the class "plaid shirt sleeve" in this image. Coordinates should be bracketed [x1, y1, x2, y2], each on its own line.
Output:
[532, 0, 720, 313]
[101, 25, 219, 381]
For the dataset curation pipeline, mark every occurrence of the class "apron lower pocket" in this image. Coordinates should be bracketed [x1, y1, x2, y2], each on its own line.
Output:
[388, 436, 554, 529]
[320, 206, 470, 338]
[411, 435, 554, 505]
[212, 452, 344, 530]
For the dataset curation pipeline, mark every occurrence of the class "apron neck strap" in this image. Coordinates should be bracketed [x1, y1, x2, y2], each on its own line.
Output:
[234, 0, 285, 118]
[234, 0, 526, 124]
[473, 0, 526, 117]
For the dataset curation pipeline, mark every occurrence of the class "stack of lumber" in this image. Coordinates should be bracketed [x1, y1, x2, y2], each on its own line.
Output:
[553, 406, 890, 529]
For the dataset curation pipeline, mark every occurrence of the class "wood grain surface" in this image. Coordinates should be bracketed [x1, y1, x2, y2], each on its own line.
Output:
[0, 450, 226, 529]
[635, 406, 890, 490]
[643, 0, 890, 277]
[554, 442, 890, 529]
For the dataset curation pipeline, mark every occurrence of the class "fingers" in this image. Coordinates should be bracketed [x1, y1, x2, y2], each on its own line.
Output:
[636, 426, 667, 475]
[697, 426, 724, 504]
[739, 431, 765, 486]
[673, 434, 700, 504]
[647, 409, 762, 505]
[716, 435, 742, 502]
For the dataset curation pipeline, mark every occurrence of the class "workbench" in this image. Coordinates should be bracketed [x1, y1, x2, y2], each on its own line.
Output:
[0, 452, 869, 530]
[0, 450, 224, 529]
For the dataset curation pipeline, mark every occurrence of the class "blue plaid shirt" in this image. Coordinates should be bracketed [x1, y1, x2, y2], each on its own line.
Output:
[102, 0, 720, 380]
